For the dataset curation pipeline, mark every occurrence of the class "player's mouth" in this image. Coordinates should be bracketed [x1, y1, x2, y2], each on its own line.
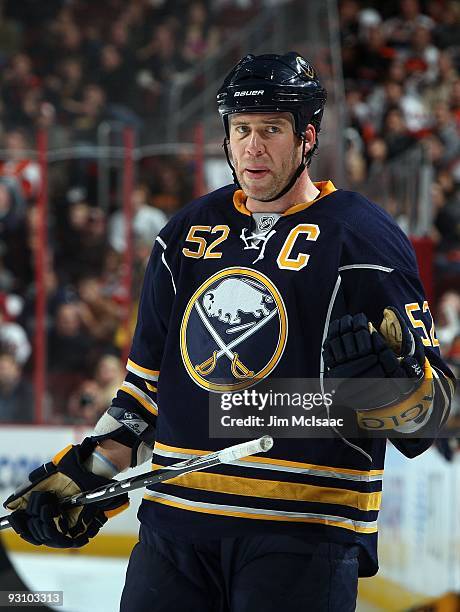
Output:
[244, 167, 270, 179]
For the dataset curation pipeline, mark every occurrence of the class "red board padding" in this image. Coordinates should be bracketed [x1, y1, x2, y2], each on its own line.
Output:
[411, 236, 434, 306]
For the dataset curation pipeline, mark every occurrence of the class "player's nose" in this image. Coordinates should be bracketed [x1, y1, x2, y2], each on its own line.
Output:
[245, 132, 265, 156]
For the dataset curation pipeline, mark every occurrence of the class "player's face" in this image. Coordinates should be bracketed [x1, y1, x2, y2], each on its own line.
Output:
[228, 112, 302, 201]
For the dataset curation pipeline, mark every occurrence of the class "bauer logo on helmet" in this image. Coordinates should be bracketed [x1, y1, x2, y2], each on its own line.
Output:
[234, 90, 265, 97]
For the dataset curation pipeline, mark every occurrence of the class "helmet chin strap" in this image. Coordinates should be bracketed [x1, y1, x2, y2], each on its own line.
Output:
[222, 137, 308, 203]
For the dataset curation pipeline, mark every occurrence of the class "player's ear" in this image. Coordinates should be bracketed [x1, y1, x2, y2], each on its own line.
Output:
[304, 124, 316, 150]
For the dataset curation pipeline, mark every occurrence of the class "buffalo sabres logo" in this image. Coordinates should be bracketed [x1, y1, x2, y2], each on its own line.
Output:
[180, 267, 288, 392]
[296, 56, 315, 79]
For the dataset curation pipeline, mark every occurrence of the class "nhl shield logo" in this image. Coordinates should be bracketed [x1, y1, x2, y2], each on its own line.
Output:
[180, 267, 288, 392]
[257, 215, 276, 232]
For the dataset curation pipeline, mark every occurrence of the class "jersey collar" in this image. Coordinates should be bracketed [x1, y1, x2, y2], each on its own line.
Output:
[233, 180, 337, 217]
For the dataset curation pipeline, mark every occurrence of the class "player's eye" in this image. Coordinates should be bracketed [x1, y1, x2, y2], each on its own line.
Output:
[266, 125, 280, 133]
[234, 125, 249, 134]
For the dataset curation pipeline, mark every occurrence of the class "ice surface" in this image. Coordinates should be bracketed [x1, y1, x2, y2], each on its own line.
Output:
[9, 553, 128, 612]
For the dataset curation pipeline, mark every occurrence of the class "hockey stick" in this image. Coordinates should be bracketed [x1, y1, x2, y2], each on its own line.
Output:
[0, 436, 273, 531]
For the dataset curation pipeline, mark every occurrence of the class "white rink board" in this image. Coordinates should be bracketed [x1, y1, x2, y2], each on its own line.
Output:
[0, 426, 144, 535]
[378, 443, 460, 597]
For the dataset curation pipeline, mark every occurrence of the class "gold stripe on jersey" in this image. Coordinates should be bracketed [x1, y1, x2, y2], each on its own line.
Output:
[151, 465, 381, 511]
[120, 383, 158, 416]
[153, 441, 384, 482]
[126, 359, 159, 381]
[143, 491, 378, 534]
[52, 445, 72, 465]
[232, 181, 337, 217]
[145, 382, 157, 392]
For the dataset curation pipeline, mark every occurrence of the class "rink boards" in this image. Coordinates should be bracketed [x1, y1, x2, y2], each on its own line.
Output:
[0, 426, 459, 608]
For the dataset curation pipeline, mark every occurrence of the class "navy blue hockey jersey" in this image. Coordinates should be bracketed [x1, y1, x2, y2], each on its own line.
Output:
[112, 181, 454, 576]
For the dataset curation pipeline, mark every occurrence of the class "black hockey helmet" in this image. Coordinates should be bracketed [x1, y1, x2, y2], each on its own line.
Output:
[217, 52, 327, 140]
[216, 52, 327, 201]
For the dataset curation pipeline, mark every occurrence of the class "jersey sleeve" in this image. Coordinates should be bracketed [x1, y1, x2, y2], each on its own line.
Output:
[91, 234, 177, 466]
[339, 262, 455, 457]
[127, 236, 174, 378]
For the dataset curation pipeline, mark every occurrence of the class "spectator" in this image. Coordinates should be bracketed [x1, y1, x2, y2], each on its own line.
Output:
[47, 301, 93, 375]
[0, 318, 31, 366]
[432, 1, 460, 50]
[339, 0, 360, 49]
[181, 1, 220, 63]
[108, 183, 167, 254]
[403, 25, 439, 86]
[0, 243, 15, 291]
[344, 128, 366, 188]
[383, 0, 434, 51]
[422, 50, 459, 111]
[0, 179, 26, 240]
[433, 102, 460, 163]
[355, 21, 394, 87]
[150, 161, 189, 215]
[94, 353, 124, 409]
[367, 135, 388, 163]
[76, 275, 123, 344]
[0, 291, 23, 323]
[451, 79, 460, 124]
[382, 106, 416, 158]
[435, 292, 460, 355]
[65, 378, 106, 425]
[2, 53, 40, 126]
[56, 56, 85, 117]
[138, 23, 190, 92]
[0, 3, 22, 64]
[19, 261, 77, 339]
[0, 351, 33, 423]
[71, 84, 107, 143]
[423, 132, 446, 170]
[53, 13, 83, 58]
[2, 204, 39, 294]
[55, 190, 108, 282]
[0, 129, 41, 202]
[99, 247, 127, 305]
[435, 187, 460, 253]
[98, 44, 135, 108]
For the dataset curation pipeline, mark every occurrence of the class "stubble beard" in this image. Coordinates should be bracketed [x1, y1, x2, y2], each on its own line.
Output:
[235, 148, 300, 202]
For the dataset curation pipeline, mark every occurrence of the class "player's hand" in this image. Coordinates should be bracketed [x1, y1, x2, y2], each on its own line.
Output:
[322, 307, 427, 413]
[3, 439, 129, 548]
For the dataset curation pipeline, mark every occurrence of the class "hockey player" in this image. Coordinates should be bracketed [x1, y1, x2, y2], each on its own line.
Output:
[4, 53, 455, 611]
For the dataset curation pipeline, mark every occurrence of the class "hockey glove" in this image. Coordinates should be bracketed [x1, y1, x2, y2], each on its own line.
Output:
[3, 438, 129, 548]
[323, 307, 433, 431]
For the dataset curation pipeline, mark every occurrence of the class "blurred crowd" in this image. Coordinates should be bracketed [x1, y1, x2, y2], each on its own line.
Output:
[0, 0, 460, 426]
[0, 0, 241, 424]
[0, 0, 228, 140]
[340, 0, 460, 387]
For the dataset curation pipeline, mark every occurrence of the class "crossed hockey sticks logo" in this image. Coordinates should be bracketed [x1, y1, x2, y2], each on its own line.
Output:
[194, 300, 278, 379]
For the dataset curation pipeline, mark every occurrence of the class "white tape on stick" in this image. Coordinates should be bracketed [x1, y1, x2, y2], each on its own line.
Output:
[217, 436, 273, 463]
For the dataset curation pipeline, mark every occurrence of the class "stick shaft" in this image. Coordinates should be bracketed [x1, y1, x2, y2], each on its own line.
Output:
[0, 436, 272, 531]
